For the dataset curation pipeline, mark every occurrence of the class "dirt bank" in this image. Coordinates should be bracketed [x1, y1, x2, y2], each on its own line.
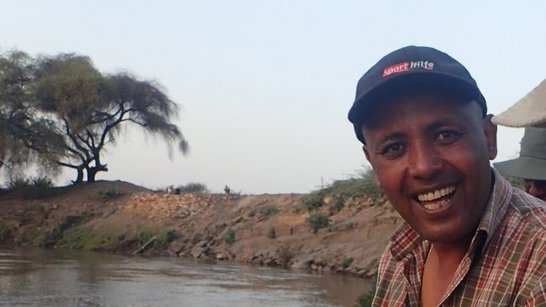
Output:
[0, 181, 402, 278]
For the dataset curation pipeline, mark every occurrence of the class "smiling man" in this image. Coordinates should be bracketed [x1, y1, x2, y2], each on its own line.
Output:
[348, 46, 546, 306]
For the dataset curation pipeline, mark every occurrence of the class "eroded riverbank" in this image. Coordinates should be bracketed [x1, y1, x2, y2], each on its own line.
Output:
[0, 181, 401, 279]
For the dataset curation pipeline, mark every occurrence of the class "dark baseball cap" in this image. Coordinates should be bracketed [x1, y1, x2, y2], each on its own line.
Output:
[348, 46, 487, 143]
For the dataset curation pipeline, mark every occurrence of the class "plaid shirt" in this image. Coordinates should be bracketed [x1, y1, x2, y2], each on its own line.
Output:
[373, 170, 546, 306]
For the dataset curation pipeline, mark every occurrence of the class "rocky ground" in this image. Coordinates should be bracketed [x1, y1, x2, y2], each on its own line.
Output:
[0, 180, 402, 278]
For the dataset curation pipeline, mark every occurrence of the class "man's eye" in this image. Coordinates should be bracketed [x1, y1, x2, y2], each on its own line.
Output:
[437, 130, 461, 143]
[380, 143, 405, 157]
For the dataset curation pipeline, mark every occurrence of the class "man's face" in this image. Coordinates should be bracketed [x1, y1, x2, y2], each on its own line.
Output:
[523, 179, 546, 201]
[362, 93, 497, 243]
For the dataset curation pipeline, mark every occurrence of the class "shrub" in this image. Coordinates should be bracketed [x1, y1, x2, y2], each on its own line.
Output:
[359, 168, 384, 205]
[356, 291, 374, 307]
[340, 256, 354, 269]
[356, 274, 377, 307]
[330, 194, 346, 213]
[3, 176, 55, 198]
[42, 215, 84, 247]
[7, 176, 31, 189]
[291, 202, 305, 214]
[306, 213, 330, 233]
[318, 167, 384, 206]
[302, 192, 324, 211]
[257, 202, 279, 218]
[177, 182, 208, 194]
[29, 176, 55, 198]
[136, 228, 154, 246]
[31, 176, 54, 189]
[99, 188, 123, 199]
[224, 228, 235, 245]
[267, 227, 276, 239]
[157, 229, 177, 245]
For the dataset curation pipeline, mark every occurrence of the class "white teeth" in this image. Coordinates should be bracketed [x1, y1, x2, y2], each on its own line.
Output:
[417, 186, 456, 202]
[422, 201, 446, 211]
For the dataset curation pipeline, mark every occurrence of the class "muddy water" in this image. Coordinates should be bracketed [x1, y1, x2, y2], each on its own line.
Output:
[0, 248, 370, 306]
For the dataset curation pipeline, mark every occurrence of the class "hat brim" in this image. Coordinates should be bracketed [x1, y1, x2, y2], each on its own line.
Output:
[492, 79, 546, 128]
[494, 156, 546, 181]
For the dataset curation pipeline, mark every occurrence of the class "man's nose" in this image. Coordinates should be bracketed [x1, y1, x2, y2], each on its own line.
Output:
[408, 143, 442, 179]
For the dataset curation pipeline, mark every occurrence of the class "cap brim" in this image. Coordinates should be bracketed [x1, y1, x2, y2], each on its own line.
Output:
[494, 156, 546, 181]
[492, 79, 546, 128]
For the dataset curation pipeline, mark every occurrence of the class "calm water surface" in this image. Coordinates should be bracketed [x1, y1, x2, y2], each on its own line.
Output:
[0, 247, 369, 306]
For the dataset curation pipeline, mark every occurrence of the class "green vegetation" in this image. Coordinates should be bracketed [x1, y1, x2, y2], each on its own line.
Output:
[267, 227, 276, 239]
[356, 291, 374, 307]
[4, 175, 55, 198]
[224, 228, 236, 245]
[56, 224, 122, 251]
[302, 192, 325, 211]
[156, 229, 177, 246]
[319, 167, 384, 206]
[177, 182, 208, 194]
[55, 224, 176, 252]
[7, 176, 32, 189]
[340, 256, 354, 269]
[136, 227, 154, 246]
[257, 202, 279, 218]
[29, 176, 54, 189]
[330, 194, 346, 213]
[306, 213, 330, 233]
[356, 274, 377, 307]
[42, 215, 85, 247]
[98, 188, 123, 199]
[136, 227, 177, 248]
[294, 167, 384, 214]
[0, 49, 188, 184]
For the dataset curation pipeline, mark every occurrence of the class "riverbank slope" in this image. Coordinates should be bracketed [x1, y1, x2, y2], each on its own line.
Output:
[0, 181, 401, 278]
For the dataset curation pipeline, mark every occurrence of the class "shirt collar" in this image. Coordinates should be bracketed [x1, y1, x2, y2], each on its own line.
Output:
[473, 169, 513, 252]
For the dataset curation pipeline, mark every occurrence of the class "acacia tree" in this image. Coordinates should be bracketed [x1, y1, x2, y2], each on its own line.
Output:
[32, 53, 188, 183]
[0, 50, 62, 179]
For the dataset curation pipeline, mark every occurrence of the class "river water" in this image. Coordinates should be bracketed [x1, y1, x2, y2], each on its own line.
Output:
[0, 247, 369, 306]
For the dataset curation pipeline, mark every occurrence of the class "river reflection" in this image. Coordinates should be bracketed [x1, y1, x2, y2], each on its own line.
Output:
[0, 248, 369, 306]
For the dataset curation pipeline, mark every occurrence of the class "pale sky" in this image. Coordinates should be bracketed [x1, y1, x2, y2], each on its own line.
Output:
[1, 1, 545, 194]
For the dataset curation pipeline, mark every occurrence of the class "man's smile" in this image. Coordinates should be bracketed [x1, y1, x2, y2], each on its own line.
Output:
[414, 185, 457, 211]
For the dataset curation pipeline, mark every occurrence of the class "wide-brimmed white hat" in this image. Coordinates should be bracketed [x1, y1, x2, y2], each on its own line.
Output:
[492, 79, 546, 128]
[494, 127, 546, 181]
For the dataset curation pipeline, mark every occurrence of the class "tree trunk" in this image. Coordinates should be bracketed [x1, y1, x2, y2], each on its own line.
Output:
[86, 166, 98, 182]
[73, 167, 84, 185]
[86, 164, 108, 182]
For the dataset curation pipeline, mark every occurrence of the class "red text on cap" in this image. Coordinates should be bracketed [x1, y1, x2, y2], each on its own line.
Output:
[383, 62, 409, 77]
[383, 60, 435, 78]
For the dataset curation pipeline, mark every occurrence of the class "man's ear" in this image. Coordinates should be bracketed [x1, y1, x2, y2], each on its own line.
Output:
[484, 114, 498, 160]
[363, 145, 371, 163]
[363, 145, 381, 187]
